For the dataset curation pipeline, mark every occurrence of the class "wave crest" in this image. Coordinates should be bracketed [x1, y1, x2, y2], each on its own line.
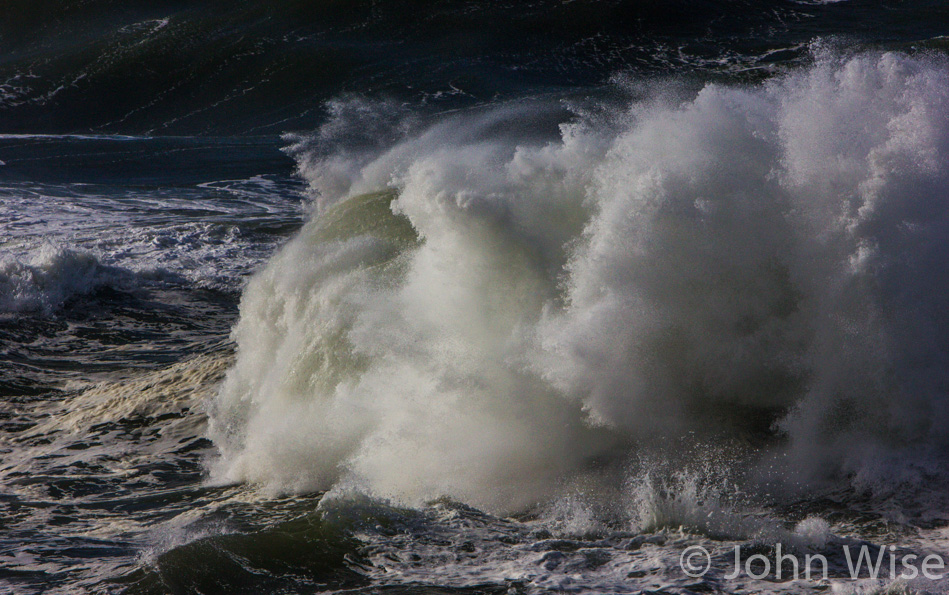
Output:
[210, 51, 949, 512]
[0, 245, 132, 315]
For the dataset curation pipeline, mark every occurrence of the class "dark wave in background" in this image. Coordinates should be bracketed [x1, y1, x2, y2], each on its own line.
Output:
[1, 0, 947, 135]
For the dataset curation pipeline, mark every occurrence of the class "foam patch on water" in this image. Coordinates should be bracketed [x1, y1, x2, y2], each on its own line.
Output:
[0, 173, 304, 308]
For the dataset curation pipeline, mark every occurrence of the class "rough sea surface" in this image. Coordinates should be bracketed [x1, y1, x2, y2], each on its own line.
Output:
[3, 1, 949, 593]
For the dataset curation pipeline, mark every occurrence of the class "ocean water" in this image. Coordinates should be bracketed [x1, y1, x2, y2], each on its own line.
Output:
[3, 1, 949, 593]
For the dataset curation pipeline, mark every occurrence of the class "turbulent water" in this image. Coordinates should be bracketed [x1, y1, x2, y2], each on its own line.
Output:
[3, 1, 949, 594]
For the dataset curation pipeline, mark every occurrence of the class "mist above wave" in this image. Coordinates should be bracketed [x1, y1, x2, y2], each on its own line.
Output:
[210, 50, 949, 513]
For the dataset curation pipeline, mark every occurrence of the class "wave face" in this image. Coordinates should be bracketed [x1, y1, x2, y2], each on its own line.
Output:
[3, 0, 948, 135]
[209, 50, 949, 513]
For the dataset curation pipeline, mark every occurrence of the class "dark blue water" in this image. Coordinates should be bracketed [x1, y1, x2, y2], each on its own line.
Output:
[3, 0, 946, 135]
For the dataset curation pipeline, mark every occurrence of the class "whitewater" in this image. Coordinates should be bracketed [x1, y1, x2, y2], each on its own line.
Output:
[211, 49, 949, 517]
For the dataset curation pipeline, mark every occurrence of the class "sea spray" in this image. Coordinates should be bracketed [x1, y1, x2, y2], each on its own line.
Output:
[210, 50, 949, 513]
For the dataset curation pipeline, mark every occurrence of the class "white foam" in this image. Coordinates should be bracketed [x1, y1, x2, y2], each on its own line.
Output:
[0, 244, 129, 314]
[210, 50, 949, 513]
[0, 175, 303, 307]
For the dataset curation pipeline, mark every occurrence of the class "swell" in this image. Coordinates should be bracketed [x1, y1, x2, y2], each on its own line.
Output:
[3, 0, 947, 135]
[208, 50, 949, 513]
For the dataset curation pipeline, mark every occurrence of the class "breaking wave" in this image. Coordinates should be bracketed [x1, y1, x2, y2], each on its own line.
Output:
[0, 245, 144, 315]
[209, 50, 949, 513]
